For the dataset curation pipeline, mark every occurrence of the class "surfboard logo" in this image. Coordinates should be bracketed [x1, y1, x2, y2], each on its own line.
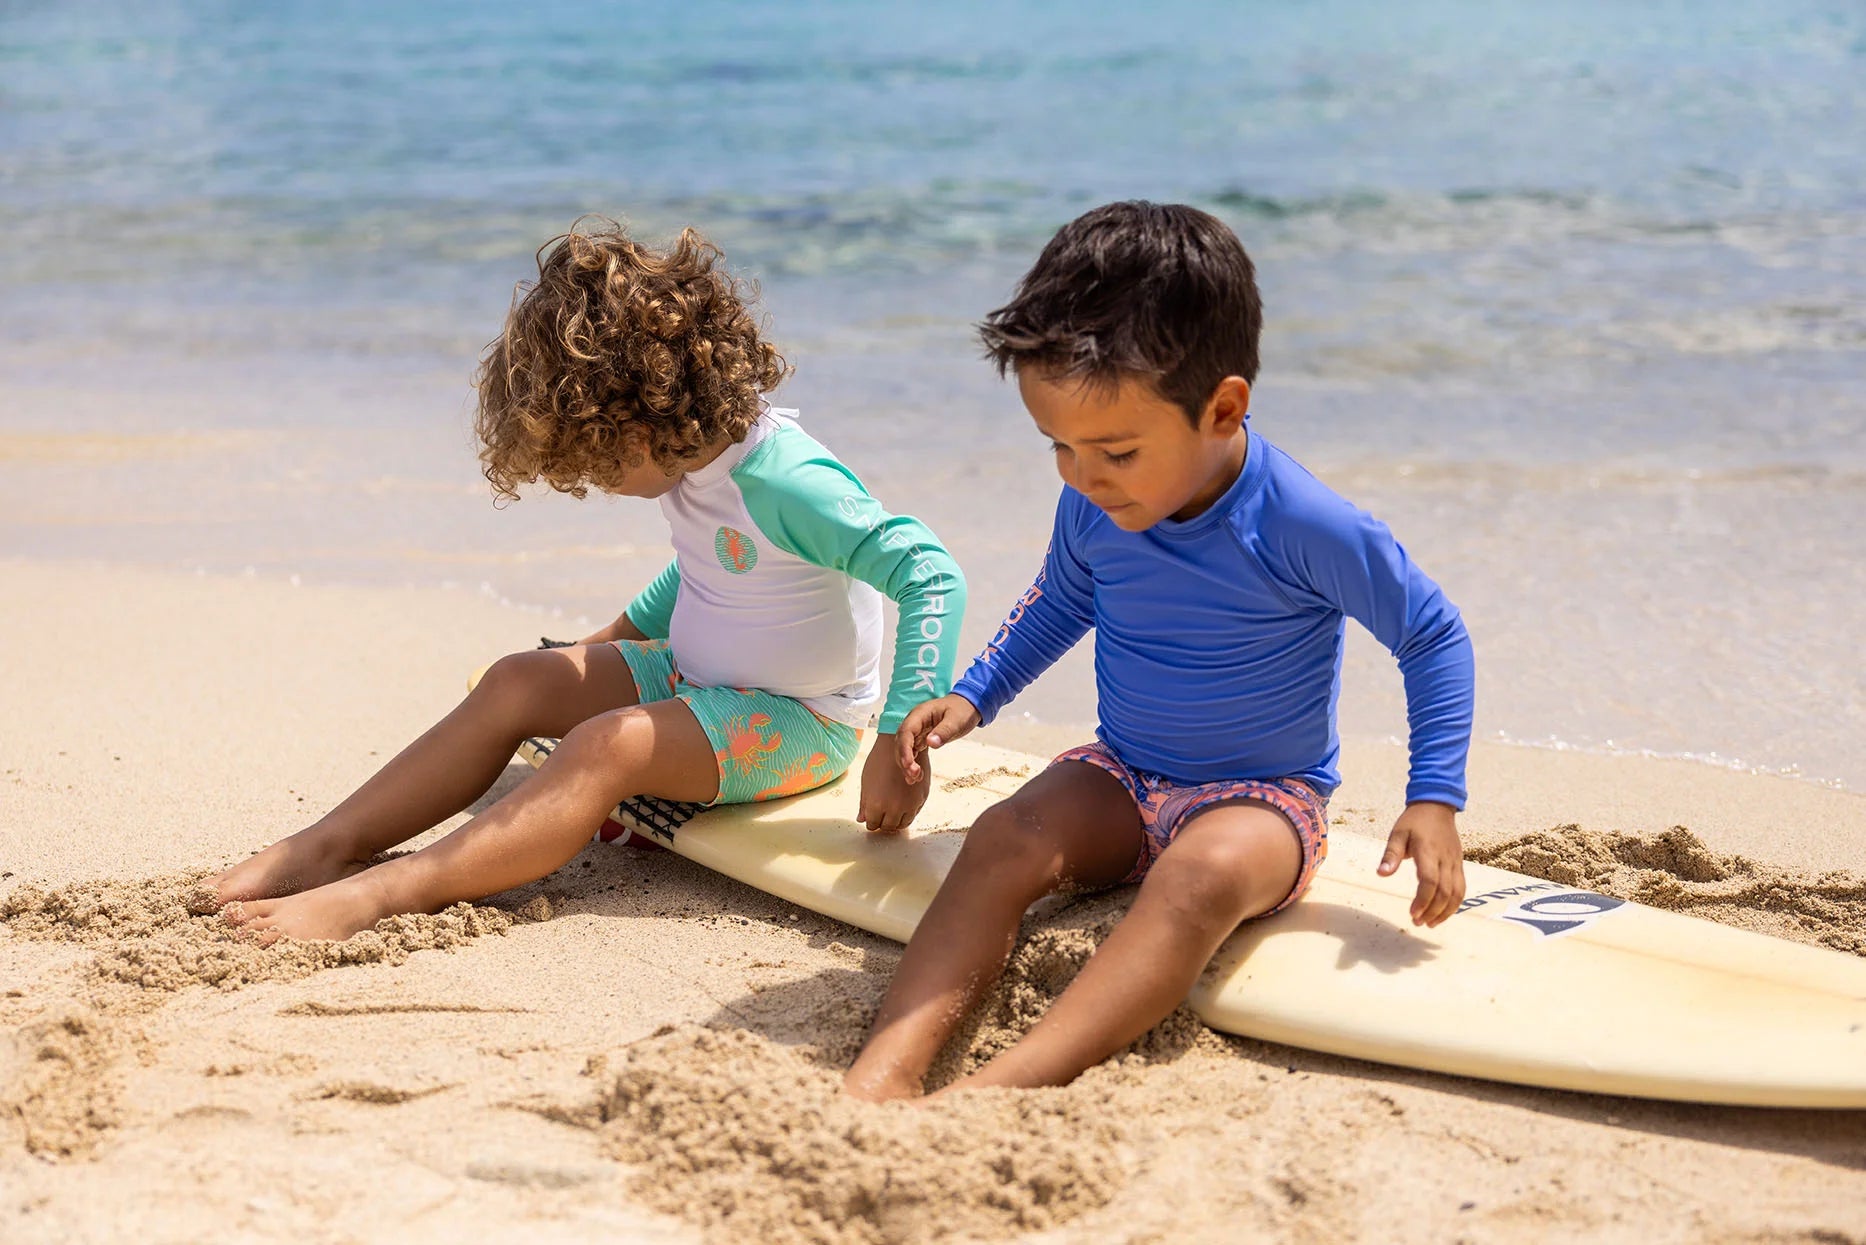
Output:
[1497, 890, 1626, 937]
[1460, 882, 1628, 938]
[715, 526, 758, 574]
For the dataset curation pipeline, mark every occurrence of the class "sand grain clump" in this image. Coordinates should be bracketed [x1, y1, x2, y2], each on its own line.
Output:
[2, 870, 524, 991]
[0, 1006, 125, 1158]
[598, 1027, 1135, 1245]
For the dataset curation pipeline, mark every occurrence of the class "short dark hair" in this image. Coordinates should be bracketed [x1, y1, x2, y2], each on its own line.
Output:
[978, 201, 1262, 424]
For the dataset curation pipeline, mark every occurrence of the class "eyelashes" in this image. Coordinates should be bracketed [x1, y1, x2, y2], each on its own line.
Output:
[1049, 441, 1138, 466]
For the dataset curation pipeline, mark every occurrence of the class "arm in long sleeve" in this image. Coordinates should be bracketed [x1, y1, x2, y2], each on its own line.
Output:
[737, 452, 967, 734]
[1277, 499, 1474, 807]
[952, 494, 1096, 725]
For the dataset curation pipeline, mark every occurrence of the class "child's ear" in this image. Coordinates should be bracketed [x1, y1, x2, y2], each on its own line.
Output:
[1204, 376, 1252, 435]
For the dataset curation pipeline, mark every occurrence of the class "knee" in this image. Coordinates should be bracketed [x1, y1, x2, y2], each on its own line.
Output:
[474, 649, 550, 707]
[556, 705, 650, 765]
[473, 648, 574, 717]
[955, 800, 1066, 898]
[1143, 838, 1259, 926]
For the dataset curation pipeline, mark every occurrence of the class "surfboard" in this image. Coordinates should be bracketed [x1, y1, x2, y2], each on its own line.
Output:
[490, 700, 1866, 1107]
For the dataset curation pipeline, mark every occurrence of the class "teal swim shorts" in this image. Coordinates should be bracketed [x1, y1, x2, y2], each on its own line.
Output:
[612, 638, 863, 805]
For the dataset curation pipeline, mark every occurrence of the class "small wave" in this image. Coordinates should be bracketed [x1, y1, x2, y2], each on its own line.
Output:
[1207, 187, 1391, 220]
[1484, 733, 1850, 792]
[683, 50, 1029, 88]
[4, 180, 1862, 386]
[3, 176, 1860, 283]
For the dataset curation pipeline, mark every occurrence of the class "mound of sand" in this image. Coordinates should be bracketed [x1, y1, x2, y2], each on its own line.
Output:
[591, 890, 1274, 1245]
[2, 871, 529, 992]
[596, 1027, 1132, 1245]
[1467, 824, 1866, 955]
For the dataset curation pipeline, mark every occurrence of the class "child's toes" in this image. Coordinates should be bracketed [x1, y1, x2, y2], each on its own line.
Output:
[222, 898, 280, 930]
[233, 905, 286, 945]
[184, 882, 224, 916]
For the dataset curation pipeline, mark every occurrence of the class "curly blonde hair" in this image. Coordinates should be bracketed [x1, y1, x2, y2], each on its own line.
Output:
[474, 220, 790, 501]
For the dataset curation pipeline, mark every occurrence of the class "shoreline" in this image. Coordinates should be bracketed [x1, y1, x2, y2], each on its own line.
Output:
[9, 546, 1860, 800]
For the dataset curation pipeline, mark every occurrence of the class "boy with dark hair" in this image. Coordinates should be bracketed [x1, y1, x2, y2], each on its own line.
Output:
[845, 201, 1474, 1100]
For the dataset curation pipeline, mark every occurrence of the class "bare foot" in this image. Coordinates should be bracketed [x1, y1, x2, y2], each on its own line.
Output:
[197, 829, 368, 912]
[221, 872, 396, 945]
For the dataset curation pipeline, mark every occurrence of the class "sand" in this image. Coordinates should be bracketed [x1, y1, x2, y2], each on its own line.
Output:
[3, 558, 1864, 1244]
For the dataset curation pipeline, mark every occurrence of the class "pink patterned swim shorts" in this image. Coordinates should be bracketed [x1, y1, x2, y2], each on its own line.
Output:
[1052, 741, 1329, 914]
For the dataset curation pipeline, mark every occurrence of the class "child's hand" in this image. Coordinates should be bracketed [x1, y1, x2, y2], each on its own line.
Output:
[1377, 801, 1465, 927]
[894, 695, 982, 783]
[858, 733, 930, 833]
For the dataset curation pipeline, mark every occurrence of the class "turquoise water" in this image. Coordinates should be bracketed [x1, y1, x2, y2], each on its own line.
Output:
[4, 2, 1864, 786]
[6, 1, 1864, 428]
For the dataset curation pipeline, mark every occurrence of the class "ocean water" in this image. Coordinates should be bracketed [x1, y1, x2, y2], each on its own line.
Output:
[4, 1, 1863, 788]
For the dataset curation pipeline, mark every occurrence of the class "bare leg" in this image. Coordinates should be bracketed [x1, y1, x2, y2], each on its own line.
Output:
[841, 762, 1142, 1102]
[206, 645, 639, 907]
[226, 698, 719, 943]
[936, 800, 1303, 1094]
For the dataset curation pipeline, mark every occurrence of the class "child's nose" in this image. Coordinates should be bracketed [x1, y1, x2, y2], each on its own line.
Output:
[1055, 455, 1083, 490]
[1054, 446, 1105, 496]
[1072, 459, 1108, 492]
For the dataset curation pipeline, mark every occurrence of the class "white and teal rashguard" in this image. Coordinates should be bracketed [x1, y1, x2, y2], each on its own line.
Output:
[617, 408, 967, 803]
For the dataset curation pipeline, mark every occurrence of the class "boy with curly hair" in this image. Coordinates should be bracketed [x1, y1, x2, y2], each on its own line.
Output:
[844, 201, 1474, 1100]
[206, 221, 966, 943]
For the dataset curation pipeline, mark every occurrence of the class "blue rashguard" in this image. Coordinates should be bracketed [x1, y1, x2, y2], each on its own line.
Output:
[952, 429, 1474, 807]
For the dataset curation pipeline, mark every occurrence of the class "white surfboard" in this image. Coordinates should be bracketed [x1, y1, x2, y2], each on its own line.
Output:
[499, 714, 1866, 1107]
